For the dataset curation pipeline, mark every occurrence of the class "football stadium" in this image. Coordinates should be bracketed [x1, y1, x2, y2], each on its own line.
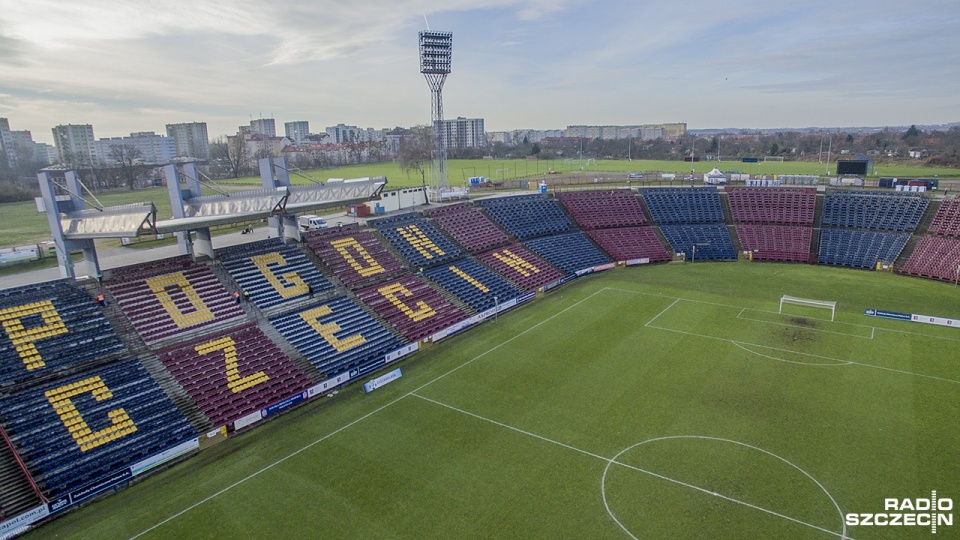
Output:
[2, 180, 960, 540]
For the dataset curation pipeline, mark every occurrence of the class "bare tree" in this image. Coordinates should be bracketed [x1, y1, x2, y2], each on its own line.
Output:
[212, 134, 249, 178]
[398, 125, 433, 183]
[107, 143, 144, 189]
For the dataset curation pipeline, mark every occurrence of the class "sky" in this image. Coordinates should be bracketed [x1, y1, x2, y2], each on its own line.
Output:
[1, 0, 958, 144]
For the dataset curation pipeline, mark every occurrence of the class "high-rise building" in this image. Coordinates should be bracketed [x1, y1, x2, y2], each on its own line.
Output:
[52, 124, 98, 166]
[0, 118, 17, 167]
[165, 122, 210, 159]
[250, 118, 276, 138]
[98, 132, 176, 165]
[284, 121, 310, 144]
[438, 117, 485, 149]
[324, 124, 383, 144]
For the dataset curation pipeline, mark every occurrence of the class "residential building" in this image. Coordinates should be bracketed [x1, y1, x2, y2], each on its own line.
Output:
[97, 132, 176, 165]
[165, 122, 210, 159]
[250, 118, 276, 137]
[52, 124, 98, 166]
[284, 121, 310, 144]
[439, 117, 485, 149]
[0, 118, 15, 167]
[325, 124, 383, 144]
[563, 123, 685, 140]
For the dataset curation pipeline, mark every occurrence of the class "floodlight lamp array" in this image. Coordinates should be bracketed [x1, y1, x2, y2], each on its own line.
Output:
[419, 31, 452, 74]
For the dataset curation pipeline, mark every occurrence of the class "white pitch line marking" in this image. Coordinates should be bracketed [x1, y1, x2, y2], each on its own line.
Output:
[412, 394, 848, 539]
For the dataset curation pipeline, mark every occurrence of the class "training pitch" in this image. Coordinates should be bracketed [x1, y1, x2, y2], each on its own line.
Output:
[29, 263, 960, 539]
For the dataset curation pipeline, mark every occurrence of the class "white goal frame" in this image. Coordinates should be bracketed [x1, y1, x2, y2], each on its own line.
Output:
[779, 295, 836, 321]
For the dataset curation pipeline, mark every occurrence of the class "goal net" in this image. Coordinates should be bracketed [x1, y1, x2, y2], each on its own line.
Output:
[764, 156, 785, 162]
[779, 295, 836, 321]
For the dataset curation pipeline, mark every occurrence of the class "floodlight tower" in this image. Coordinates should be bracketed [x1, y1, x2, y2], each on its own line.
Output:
[419, 30, 452, 200]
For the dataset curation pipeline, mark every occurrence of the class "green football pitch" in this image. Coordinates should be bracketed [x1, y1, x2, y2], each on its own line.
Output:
[28, 263, 960, 539]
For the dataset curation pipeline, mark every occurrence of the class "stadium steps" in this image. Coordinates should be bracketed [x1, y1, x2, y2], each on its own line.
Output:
[136, 352, 214, 433]
[0, 432, 42, 518]
[893, 233, 925, 272]
[256, 321, 326, 384]
[81, 280, 153, 358]
[809, 228, 821, 264]
[809, 193, 826, 263]
[813, 192, 826, 228]
[718, 190, 735, 225]
[650, 226, 676, 257]
[915, 198, 942, 234]
[727, 225, 743, 254]
[634, 192, 657, 225]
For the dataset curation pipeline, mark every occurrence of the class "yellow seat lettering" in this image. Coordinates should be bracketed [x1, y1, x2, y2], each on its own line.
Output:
[331, 237, 385, 277]
[195, 336, 269, 393]
[0, 300, 68, 370]
[300, 305, 367, 353]
[449, 266, 490, 293]
[145, 271, 215, 328]
[378, 283, 436, 322]
[250, 252, 308, 299]
[492, 250, 541, 277]
[45, 376, 137, 452]
[396, 225, 445, 260]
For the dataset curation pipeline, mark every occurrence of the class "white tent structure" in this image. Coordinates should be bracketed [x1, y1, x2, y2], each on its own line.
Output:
[704, 167, 727, 185]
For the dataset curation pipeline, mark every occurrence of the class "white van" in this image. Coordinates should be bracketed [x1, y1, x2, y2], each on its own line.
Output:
[298, 215, 328, 231]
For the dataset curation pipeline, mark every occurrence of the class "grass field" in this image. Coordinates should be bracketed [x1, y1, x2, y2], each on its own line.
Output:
[28, 262, 960, 539]
[4, 158, 960, 248]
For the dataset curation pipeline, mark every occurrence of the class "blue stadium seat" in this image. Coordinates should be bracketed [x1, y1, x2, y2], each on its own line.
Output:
[0, 358, 196, 500]
[424, 258, 522, 313]
[818, 228, 910, 268]
[268, 296, 404, 377]
[219, 238, 333, 310]
[659, 224, 737, 260]
[523, 232, 612, 275]
[371, 215, 462, 268]
[821, 191, 928, 231]
[0, 280, 125, 386]
[476, 195, 572, 240]
[640, 188, 725, 224]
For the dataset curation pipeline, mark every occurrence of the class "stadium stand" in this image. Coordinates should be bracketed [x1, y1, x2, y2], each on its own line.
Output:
[640, 187, 725, 224]
[726, 187, 816, 225]
[821, 191, 928, 231]
[926, 197, 960, 237]
[424, 258, 522, 313]
[105, 257, 245, 345]
[371, 214, 462, 268]
[355, 276, 469, 342]
[523, 232, 612, 275]
[218, 239, 333, 310]
[476, 244, 566, 291]
[900, 236, 960, 281]
[557, 190, 648, 229]
[0, 358, 196, 499]
[428, 205, 512, 254]
[659, 224, 737, 260]
[0, 280, 125, 386]
[735, 225, 813, 262]
[154, 325, 315, 428]
[304, 229, 406, 290]
[475, 195, 572, 240]
[269, 296, 404, 377]
[818, 228, 911, 268]
[586, 227, 673, 263]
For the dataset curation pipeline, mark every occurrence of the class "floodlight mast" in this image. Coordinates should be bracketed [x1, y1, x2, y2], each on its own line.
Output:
[419, 31, 452, 201]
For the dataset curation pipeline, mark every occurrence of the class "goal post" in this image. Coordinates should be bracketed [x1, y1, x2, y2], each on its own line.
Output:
[779, 295, 836, 321]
